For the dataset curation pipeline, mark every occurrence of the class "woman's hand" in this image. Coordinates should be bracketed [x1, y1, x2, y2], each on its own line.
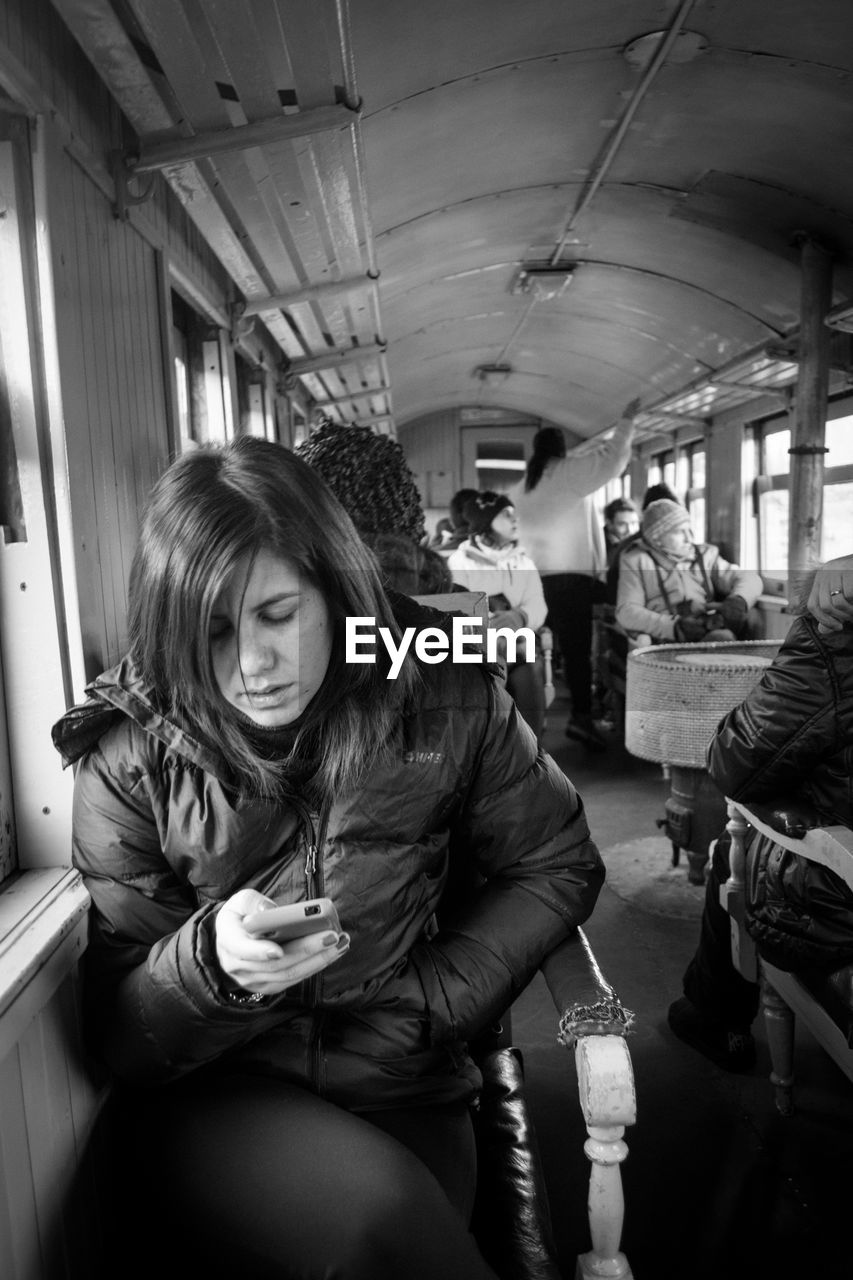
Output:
[806, 555, 853, 634]
[621, 396, 641, 421]
[215, 888, 349, 997]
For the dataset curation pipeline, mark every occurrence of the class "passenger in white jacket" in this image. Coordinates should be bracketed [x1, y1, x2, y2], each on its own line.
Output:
[448, 491, 548, 738]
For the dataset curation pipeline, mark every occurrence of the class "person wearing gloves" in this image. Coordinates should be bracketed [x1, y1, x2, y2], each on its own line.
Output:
[615, 498, 762, 646]
[448, 490, 548, 738]
[52, 438, 604, 1280]
[509, 401, 637, 751]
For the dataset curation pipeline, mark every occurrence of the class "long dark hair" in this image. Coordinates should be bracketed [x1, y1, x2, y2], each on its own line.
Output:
[524, 426, 566, 492]
[128, 437, 418, 800]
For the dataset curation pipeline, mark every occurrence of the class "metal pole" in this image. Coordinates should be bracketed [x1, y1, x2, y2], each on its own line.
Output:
[788, 235, 832, 575]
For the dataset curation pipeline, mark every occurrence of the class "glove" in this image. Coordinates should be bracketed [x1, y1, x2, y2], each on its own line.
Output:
[715, 595, 748, 631]
[673, 614, 708, 643]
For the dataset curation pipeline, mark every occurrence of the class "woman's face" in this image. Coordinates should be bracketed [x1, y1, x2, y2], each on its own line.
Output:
[490, 504, 519, 545]
[659, 524, 693, 559]
[210, 547, 333, 726]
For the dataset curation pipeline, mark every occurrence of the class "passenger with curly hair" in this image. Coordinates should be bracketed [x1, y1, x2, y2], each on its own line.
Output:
[296, 419, 451, 593]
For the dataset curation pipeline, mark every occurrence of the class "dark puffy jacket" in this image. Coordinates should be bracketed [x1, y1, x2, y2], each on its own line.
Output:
[53, 641, 604, 1106]
[708, 614, 853, 971]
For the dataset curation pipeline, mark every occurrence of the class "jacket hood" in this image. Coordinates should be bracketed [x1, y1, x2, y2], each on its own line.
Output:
[454, 537, 528, 569]
[51, 654, 224, 774]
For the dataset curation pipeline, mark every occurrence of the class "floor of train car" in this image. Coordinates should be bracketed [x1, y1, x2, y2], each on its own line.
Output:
[514, 683, 853, 1280]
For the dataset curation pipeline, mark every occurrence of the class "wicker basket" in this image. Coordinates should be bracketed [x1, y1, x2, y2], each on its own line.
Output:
[625, 640, 782, 767]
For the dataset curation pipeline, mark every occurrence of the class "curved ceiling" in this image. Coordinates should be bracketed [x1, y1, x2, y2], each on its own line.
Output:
[351, 0, 853, 437]
[55, 0, 853, 444]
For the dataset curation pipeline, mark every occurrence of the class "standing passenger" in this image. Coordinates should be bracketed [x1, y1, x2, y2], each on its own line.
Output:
[510, 401, 637, 750]
[52, 438, 604, 1279]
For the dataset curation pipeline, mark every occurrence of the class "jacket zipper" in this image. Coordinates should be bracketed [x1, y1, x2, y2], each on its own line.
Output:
[304, 799, 332, 1094]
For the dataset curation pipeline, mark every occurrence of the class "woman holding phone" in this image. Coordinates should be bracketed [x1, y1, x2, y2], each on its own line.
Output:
[53, 437, 604, 1279]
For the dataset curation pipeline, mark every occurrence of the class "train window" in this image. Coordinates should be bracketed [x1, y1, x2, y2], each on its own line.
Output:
[823, 413, 853, 561]
[292, 405, 308, 448]
[234, 354, 273, 439]
[648, 443, 706, 537]
[678, 442, 706, 538]
[171, 290, 232, 447]
[750, 411, 852, 575]
[750, 422, 790, 577]
[647, 448, 675, 492]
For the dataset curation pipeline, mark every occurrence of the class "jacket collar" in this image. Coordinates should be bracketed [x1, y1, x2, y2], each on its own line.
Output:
[52, 655, 225, 775]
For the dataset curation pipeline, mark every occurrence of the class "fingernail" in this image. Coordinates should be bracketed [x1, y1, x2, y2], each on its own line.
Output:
[335, 932, 351, 951]
[322, 932, 338, 947]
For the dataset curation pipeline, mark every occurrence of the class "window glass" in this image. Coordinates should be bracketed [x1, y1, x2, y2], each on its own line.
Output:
[826, 415, 853, 465]
[763, 429, 790, 475]
[759, 488, 789, 577]
[688, 495, 705, 537]
[823, 482, 853, 561]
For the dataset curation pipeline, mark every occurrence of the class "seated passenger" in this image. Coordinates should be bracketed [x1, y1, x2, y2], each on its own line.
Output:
[52, 439, 604, 1279]
[605, 484, 681, 605]
[667, 563, 853, 1070]
[615, 498, 762, 645]
[603, 497, 639, 567]
[431, 487, 479, 555]
[448, 491, 548, 738]
[296, 417, 451, 593]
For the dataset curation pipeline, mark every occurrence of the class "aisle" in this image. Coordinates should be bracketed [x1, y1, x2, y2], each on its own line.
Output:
[512, 689, 853, 1280]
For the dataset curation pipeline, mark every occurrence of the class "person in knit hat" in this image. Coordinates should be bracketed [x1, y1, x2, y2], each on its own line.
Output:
[448, 491, 548, 738]
[615, 498, 762, 645]
[297, 419, 451, 593]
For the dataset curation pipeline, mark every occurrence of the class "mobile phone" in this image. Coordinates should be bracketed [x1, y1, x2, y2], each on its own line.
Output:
[243, 897, 341, 942]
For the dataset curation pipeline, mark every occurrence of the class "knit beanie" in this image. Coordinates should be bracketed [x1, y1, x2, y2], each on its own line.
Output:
[641, 498, 691, 548]
[465, 490, 513, 538]
[297, 420, 425, 542]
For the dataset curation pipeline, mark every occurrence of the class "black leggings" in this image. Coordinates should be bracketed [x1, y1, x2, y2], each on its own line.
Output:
[113, 1074, 498, 1280]
[542, 572, 596, 716]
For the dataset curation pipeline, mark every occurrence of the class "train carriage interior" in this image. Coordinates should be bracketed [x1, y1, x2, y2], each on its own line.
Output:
[1, 1, 853, 1277]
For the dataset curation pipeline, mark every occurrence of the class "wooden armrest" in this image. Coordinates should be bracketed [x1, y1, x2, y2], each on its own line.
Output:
[543, 930, 637, 1280]
[730, 800, 853, 893]
[541, 928, 634, 1045]
[744, 798, 821, 840]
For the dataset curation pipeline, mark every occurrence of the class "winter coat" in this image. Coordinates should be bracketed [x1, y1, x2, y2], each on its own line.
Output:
[53, 608, 603, 1105]
[508, 419, 633, 576]
[447, 538, 548, 632]
[616, 539, 762, 642]
[708, 614, 853, 971]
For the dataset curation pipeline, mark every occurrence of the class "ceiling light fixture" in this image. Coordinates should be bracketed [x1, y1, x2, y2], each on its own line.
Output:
[474, 363, 513, 383]
[510, 265, 575, 301]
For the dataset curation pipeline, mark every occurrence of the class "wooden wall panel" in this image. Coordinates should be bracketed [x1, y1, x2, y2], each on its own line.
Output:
[48, 148, 171, 677]
[0, 968, 105, 1280]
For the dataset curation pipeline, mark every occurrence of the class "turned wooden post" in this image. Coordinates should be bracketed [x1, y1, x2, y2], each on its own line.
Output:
[761, 977, 796, 1116]
[788, 234, 832, 577]
[574, 1036, 636, 1280]
[720, 801, 758, 982]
